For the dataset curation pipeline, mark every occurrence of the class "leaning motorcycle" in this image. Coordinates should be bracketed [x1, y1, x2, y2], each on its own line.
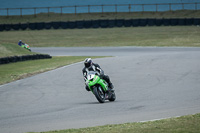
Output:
[85, 71, 116, 103]
[21, 44, 31, 51]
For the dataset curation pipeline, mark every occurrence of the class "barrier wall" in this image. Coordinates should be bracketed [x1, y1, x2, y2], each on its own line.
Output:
[0, 18, 200, 31]
[0, 54, 52, 65]
[84, 20, 92, 28]
[52, 22, 60, 29]
[21, 23, 28, 30]
[108, 20, 115, 27]
[155, 19, 163, 26]
[194, 18, 200, 25]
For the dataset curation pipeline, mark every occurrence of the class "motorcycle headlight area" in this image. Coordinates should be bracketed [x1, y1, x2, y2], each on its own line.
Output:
[87, 74, 98, 82]
[87, 74, 95, 81]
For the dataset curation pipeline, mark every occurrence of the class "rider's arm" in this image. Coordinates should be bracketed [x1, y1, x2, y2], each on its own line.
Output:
[94, 64, 104, 75]
[82, 68, 87, 81]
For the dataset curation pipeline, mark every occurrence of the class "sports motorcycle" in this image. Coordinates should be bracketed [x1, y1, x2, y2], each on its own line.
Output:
[21, 43, 31, 51]
[85, 71, 116, 103]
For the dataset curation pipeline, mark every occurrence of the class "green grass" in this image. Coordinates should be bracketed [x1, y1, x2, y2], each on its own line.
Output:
[1, 10, 200, 24]
[28, 113, 200, 133]
[1, 26, 200, 47]
[0, 43, 35, 57]
[0, 56, 103, 85]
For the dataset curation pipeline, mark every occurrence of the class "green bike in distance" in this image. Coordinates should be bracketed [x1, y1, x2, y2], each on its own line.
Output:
[21, 43, 31, 51]
[85, 71, 116, 103]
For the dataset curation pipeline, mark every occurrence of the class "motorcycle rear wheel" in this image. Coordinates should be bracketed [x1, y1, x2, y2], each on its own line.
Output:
[109, 91, 116, 101]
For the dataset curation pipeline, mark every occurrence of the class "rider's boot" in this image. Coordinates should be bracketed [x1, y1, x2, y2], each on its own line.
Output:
[107, 82, 114, 93]
[109, 82, 114, 90]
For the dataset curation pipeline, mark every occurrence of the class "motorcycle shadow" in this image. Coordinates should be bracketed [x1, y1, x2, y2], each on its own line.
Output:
[79, 100, 116, 105]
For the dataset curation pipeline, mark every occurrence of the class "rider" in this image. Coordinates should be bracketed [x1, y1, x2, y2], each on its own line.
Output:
[82, 58, 114, 91]
[18, 40, 24, 46]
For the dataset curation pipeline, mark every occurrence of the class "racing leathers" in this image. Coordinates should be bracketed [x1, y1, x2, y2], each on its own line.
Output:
[82, 63, 114, 91]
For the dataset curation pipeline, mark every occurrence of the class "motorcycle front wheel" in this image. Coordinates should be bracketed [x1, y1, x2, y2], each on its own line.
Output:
[93, 86, 105, 103]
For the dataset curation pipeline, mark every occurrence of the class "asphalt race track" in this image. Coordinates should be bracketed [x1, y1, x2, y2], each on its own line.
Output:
[1, 47, 200, 133]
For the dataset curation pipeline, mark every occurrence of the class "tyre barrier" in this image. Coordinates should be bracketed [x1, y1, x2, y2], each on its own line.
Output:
[147, 19, 156, 26]
[36, 22, 45, 30]
[100, 20, 108, 28]
[171, 19, 178, 26]
[155, 19, 163, 26]
[186, 18, 194, 25]
[163, 19, 170, 26]
[132, 19, 140, 27]
[84, 20, 92, 28]
[60, 22, 68, 29]
[108, 20, 116, 28]
[21, 23, 28, 30]
[4, 24, 12, 31]
[194, 18, 200, 25]
[92, 20, 100, 28]
[140, 19, 147, 26]
[12, 23, 20, 30]
[116, 19, 124, 27]
[45, 22, 52, 29]
[178, 18, 186, 25]
[0, 18, 200, 31]
[68, 21, 76, 29]
[52, 22, 60, 29]
[124, 19, 132, 27]
[76, 21, 84, 29]
[29, 23, 36, 30]
[0, 54, 52, 65]
[0, 24, 4, 31]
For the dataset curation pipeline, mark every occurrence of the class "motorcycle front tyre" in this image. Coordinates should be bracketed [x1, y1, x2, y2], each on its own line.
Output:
[93, 86, 105, 103]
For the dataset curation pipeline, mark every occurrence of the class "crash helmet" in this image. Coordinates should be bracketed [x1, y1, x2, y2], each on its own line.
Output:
[19, 40, 22, 42]
[84, 58, 92, 68]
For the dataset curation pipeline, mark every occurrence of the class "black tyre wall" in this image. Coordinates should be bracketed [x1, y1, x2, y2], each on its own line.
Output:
[92, 20, 100, 28]
[45, 22, 52, 29]
[4, 24, 12, 31]
[52, 22, 60, 29]
[140, 19, 147, 26]
[21, 23, 28, 30]
[124, 19, 132, 27]
[12, 23, 20, 30]
[1, 18, 200, 32]
[132, 19, 139, 27]
[0, 24, 4, 31]
[29, 23, 36, 30]
[0, 54, 52, 65]
[36, 22, 45, 30]
[116, 19, 124, 27]
[108, 20, 115, 28]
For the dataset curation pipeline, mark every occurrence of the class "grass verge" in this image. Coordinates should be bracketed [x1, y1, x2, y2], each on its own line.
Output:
[28, 113, 200, 133]
[0, 56, 103, 85]
[0, 43, 35, 57]
[1, 26, 200, 47]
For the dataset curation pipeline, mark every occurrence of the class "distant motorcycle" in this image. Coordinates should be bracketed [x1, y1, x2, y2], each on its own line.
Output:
[21, 43, 31, 51]
[85, 71, 116, 103]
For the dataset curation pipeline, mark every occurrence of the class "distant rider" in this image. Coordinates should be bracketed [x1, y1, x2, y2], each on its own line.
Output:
[82, 58, 114, 91]
[18, 40, 24, 46]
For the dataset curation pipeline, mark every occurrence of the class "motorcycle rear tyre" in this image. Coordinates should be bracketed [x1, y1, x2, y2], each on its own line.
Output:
[109, 91, 116, 101]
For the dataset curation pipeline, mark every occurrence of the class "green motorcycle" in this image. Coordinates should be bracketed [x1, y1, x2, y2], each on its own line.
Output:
[85, 71, 116, 103]
[21, 44, 31, 51]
